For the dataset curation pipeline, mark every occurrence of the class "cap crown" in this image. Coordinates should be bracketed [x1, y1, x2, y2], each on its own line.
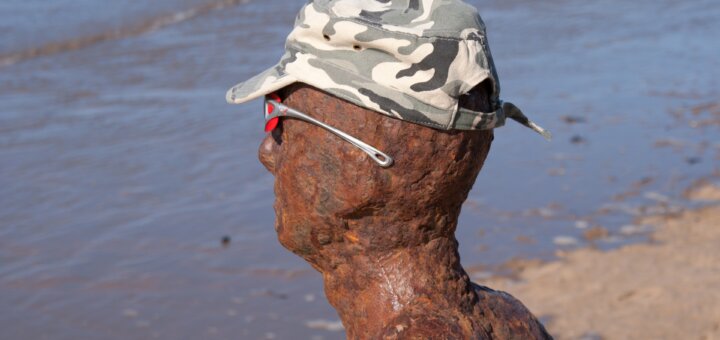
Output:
[279, 0, 502, 129]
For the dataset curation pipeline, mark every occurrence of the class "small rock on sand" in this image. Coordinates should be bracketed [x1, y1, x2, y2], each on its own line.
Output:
[574, 220, 590, 229]
[221, 235, 231, 247]
[619, 224, 652, 235]
[570, 135, 587, 145]
[553, 236, 579, 246]
[305, 319, 345, 332]
[583, 226, 609, 242]
[560, 115, 587, 124]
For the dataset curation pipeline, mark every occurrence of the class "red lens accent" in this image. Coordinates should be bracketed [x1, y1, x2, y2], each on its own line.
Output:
[265, 117, 279, 132]
[264, 93, 281, 132]
[268, 93, 281, 102]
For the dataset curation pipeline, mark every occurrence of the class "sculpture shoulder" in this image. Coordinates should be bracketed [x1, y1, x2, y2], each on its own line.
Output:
[375, 285, 552, 340]
[473, 283, 554, 340]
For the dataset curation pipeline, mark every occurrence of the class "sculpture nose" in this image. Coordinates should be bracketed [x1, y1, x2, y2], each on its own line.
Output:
[258, 133, 278, 174]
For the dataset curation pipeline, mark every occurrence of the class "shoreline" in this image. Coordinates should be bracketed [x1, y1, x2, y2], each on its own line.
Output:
[480, 182, 720, 339]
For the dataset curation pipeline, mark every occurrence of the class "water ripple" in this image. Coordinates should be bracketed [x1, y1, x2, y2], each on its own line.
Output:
[0, 0, 251, 67]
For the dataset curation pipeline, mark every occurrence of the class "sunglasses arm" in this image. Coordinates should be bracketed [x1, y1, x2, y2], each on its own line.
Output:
[266, 101, 394, 168]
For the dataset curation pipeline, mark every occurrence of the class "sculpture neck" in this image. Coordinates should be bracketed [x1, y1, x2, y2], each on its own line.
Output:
[321, 236, 483, 339]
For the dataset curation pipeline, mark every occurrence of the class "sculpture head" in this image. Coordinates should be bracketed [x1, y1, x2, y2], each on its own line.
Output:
[257, 82, 494, 270]
[227, 0, 548, 271]
[227, 3, 551, 337]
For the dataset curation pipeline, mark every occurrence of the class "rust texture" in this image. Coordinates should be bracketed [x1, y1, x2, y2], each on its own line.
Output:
[258, 83, 552, 339]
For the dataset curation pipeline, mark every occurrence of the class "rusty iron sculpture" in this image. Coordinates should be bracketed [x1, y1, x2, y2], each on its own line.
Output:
[258, 83, 551, 339]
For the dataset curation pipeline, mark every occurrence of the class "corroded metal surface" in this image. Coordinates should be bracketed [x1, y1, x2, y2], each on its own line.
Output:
[258, 83, 551, 339]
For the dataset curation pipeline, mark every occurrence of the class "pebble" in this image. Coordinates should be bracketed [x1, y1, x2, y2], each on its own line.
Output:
[643, 205, 683, 216]
[644, 192, 670, 202]
[575, 220, 590, 229]
[653, 138, 686, 148]
[553, 236, 579, 246]
[515, 235, 536, 244]
[560, 115, 587, 124]
[620, 224, 652, 235]
[304, 294, 316, 302]
[251, 289, 288, 300]
[686, 156, 702, 165]
[601, 235, 623, 243]
[583, 226, 610, 241]
[600, 203, 642, 216]
[539, 208, 555, 218]
[221, 236, 231, 247]
[305, 319, 345, 332]
[570, 135, 587, 145]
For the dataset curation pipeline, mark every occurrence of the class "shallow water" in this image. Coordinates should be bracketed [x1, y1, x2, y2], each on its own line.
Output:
[1, 0, 718, 338]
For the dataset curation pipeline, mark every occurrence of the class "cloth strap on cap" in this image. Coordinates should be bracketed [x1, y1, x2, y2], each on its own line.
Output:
[455, 102, 552, 140]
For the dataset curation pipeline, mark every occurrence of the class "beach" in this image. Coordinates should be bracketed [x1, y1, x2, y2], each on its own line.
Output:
[483, 182, 720, 339]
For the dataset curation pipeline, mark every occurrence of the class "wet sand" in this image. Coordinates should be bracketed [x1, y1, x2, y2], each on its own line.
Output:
[482, 182, 720, 339]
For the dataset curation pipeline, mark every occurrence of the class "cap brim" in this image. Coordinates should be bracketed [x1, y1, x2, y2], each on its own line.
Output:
[226, 65, 297, 104]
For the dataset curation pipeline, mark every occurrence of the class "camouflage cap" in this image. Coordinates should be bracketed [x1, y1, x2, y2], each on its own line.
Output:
[226, 0, 550, 138]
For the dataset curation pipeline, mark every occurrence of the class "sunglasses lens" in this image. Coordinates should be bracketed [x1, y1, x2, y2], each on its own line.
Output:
[265, 117, 279, 132]
[264, 101, 279, 132]
[264, 93, 282, 132]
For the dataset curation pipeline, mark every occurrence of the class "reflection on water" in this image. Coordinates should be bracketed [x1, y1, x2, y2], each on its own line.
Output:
[1, 0, 718, 338]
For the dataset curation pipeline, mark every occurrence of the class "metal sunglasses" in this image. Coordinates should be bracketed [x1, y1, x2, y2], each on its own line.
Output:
[263, 93, 394, 168]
